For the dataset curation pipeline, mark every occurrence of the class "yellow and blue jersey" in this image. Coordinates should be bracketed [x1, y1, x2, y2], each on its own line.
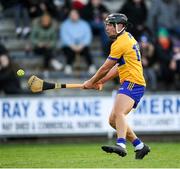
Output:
[108, 32, 146, 87]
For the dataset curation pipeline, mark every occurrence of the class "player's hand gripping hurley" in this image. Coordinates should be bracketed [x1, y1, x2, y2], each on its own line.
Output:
[28, 75, 102, 93]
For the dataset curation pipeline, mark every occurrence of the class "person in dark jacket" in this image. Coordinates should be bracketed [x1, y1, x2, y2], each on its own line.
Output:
[118, 0, 148, 40]
[81, 0, 110, 57]
[0, 43, 25, 94]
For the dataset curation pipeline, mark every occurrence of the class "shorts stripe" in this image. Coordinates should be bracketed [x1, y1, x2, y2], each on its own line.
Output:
[127, 82, 134, 90]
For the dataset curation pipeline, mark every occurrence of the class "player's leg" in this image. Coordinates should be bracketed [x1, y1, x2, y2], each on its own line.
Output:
[109, 111, 137, 142]
[108, 99, 150, 159]
[113, 94, 134, 144]
[102, 94, 134, 157]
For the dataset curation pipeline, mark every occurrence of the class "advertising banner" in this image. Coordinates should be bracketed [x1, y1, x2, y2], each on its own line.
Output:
[128, 94, 180, 132]
[0, 94, 180, 136]
[0, 97, 113, 135]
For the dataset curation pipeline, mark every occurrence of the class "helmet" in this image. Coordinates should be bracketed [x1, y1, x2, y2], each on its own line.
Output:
[105, 13, 128, 26]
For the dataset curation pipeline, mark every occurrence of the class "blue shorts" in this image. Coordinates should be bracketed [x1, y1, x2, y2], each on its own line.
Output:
[117, 81, 145, 108]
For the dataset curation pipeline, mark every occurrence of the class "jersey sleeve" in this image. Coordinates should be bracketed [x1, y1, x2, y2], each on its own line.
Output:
[108, 41, 124, 61]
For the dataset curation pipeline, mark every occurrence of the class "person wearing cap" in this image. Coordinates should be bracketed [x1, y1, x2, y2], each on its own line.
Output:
[83, 13, 150, 159]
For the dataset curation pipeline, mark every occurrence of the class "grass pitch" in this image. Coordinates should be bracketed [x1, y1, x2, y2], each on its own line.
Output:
[0, 142, 180, 168]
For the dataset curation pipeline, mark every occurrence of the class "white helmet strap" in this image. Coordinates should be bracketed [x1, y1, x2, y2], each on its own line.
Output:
[115, 24, 125, 34]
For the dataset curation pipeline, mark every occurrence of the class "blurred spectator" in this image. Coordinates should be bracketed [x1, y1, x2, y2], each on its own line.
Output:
[81, 0, 110, 57]
[155, 28, 175, 89]
[171, 40, 180, 73]
[118, 0, 148, 40]
[25, 0, 53, 19]
[0, 43, 25, 94]
[31, 14, 62, 70]
[72, 0, 88, 11]
[24, 0, 71, 21]
[15, 1, 31, 38]
[147, 0, 180, 38]
[24, 0, 43, 19]
[50, 0, 71, 21]
[139, 35, 157, 90]
[0, 0, 31, 38]
[170, 39, 180, 89]
[60, 9, 96, 75]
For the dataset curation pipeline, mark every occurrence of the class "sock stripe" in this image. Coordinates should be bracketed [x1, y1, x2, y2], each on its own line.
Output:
[117, 138, 126, 144]
[132, 138, 141, 147]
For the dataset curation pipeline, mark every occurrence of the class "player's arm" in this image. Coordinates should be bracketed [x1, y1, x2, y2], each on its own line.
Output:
[83, 58, 116, 89]
[98, 64, 118, 84]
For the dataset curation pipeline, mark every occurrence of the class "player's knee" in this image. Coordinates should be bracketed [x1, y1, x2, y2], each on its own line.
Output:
[114, 111, 125, 118]
[109, 117, 115, 128]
